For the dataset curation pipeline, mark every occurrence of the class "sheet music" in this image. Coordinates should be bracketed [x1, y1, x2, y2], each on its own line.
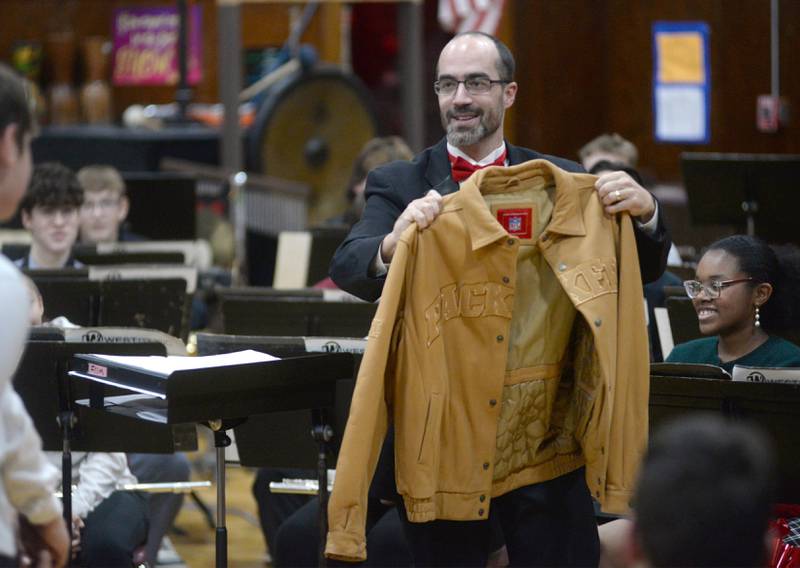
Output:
[654, 307, 674, 359]
[85, 349, 279, 376]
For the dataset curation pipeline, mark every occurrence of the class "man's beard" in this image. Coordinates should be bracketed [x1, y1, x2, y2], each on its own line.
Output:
[443, 104, 502, 148]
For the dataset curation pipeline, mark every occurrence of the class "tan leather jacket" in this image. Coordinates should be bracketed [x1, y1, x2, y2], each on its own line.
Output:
[326, 160, 650, 562]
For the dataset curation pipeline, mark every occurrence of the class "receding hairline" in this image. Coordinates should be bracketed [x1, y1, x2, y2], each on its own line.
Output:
[435, 32, 515, 82]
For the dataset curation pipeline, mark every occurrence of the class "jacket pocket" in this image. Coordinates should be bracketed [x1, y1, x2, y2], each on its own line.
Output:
[417, 392, 442, 465]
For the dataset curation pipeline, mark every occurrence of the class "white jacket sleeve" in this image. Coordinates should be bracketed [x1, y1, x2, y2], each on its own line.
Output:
[1, 385, 62, 525]
[0, 255, 62, 529]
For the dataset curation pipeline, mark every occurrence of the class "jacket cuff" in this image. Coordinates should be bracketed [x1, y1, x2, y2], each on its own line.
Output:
[325, 530, 367, 562]
[601, 488, 634, 516]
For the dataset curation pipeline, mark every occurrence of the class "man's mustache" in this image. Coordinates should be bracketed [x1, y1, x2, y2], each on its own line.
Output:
[447, 106, 482, 120]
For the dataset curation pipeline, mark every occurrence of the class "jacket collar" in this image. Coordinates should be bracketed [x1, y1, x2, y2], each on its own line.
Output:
[454, 159, 592, 251]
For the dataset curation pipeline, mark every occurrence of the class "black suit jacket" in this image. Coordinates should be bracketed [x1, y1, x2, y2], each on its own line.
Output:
[330, 138, 670, 301]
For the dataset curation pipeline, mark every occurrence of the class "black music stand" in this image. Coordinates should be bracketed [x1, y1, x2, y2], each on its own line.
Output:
[196, 332, 364, 462]
[12, 340, 196, 543]
[69, 351, 353, 568]
[122, 172, 197, 240]
[681, 152, 800, 243]
[649, 373, 800, 503]
[196, 333, 365, 566]
[665, 296, 702, 346]
[302, 227, 349, 286]
[25, 274, 188, 339]
[221, 295, 377, 336]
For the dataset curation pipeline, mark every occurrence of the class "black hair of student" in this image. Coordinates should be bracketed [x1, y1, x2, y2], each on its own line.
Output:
[436, 32, 515, 82]
[20, 162, 83, 214]
[633, 414, 775, 568]
[707, 234, 800, 332]
[0, 63, 33, 151]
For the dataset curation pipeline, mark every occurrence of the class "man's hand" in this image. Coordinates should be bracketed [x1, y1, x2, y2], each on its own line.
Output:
[380, 190, 443, 263]
[19, 516, 70, 568]
[595, 171, 656, 222]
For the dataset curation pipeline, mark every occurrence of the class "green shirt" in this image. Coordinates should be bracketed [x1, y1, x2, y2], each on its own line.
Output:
[667, 335, 800, 374]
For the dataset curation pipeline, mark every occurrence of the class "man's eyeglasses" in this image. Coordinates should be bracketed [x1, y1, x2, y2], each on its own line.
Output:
[433, 76, 509, 96]
[683, 278, 753, 299]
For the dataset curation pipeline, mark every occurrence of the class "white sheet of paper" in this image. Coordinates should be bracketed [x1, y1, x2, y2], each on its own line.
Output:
[86, 349, 279, 376]
[655, 84, 706, 142]
[654, 307, 674, 359]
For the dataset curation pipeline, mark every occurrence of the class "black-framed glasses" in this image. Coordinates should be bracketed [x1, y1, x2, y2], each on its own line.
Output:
[433, 76, 509, 96]
[683, 278, 753, 299]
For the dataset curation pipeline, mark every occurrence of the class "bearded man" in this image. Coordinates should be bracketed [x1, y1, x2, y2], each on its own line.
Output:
[327, 32, 671, 566]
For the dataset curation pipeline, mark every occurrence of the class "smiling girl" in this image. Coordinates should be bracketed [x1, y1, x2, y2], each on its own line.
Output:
[667, 235, 800, 372]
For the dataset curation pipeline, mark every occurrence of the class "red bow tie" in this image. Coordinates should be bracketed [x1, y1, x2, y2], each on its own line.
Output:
[448, 150, 507, 183]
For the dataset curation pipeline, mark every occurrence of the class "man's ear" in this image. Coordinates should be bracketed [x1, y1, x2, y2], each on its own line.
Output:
[0, 124, 20, 167]
[117, 195, 130, 222]
[503, 82, 517, 109]
[21, 208, 32, 230]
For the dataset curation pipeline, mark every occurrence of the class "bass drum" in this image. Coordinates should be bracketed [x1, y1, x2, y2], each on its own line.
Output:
[247, 67, 379, 226]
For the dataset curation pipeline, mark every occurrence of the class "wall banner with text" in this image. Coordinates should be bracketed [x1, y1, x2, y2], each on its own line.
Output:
[113, 6, 203, 86]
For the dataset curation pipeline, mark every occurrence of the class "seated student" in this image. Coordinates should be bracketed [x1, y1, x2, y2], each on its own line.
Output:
[667, 235, 800, 372]
[77, 165, 144, 244]
[16, 162, 83, 269]
[25, 278, 149, 567]
[601, 415, 776, 568]
[45, 453, 148, 568]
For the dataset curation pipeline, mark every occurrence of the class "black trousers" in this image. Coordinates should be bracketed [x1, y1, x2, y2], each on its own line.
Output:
[398, 467, 600, 567]
[252, 467, 314, 552]
[77, 490, 149, 568]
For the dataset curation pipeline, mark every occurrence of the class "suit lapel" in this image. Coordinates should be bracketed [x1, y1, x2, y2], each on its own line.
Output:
[425, 139, 459, 196]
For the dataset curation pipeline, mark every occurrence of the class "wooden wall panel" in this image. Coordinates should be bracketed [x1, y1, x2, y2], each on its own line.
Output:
[3, 0, 799, 182]
[510, 0, 800, 181]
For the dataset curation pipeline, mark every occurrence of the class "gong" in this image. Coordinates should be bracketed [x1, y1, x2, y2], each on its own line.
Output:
[247, 67, 379, 226]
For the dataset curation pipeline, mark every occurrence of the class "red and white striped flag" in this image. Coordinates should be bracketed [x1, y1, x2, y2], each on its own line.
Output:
[438, 0, 506, 36]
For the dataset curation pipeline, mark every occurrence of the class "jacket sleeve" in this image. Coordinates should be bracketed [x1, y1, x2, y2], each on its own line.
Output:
[329, 168, 409, 302]
[604, 213, 650, 514]
[325, 233, 411, 562]
[0, 258, 63, 526]
[633, 198, 672, 284]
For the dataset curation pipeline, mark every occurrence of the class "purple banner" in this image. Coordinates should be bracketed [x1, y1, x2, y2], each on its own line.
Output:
[113, 6, 202, 86]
